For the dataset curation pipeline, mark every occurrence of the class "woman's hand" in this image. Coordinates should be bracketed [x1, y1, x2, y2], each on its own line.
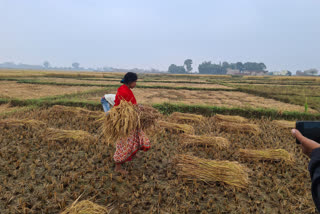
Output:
[292, 129, 320, 157]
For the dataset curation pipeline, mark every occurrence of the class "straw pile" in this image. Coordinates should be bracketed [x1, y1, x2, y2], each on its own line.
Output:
[214, 114, 248, 123]
[239, 149, 294, 163]
[46, 128, 95, 142]
[158, 120, 195, 135]
[50, 105, 104, 119]
[137, 105, 161, 130]
[101, 100, 140, 143]
[61, 200, 111, 214]
[169, 112, 205, 124]
[272, 120, 295, 129]
[176, 154, 249, 188]
[0, 119, 46, 129]
[219, 122, 261, 135]
[180, 134, 230, 149]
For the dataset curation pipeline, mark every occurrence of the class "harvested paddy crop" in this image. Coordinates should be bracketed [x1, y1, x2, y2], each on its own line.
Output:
[180, 134, 230, 149]
[169, 112, 205, 124]
[61, 200, 111, 214]
[158, 120, 195, 134]
[138, 105, 162, 130]
[218, 121, 261, 135]
[175, 154, 250, 188]
[239, 149, 294, 163]
[273, 120, 296, 129]
[101, 100, 140, 143]
[46, 128, 95, 143]
[214, 114, 248, 123]
[0, 81, 100, 99]
[0, 118, 46, 129]
[11, 105, 104, 134]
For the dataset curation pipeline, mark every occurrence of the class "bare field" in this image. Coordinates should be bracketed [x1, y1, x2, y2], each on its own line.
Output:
[0, 81, 100, 99]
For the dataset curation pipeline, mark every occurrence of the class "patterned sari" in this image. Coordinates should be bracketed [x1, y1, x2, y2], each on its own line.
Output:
[113, 129, 150, 164]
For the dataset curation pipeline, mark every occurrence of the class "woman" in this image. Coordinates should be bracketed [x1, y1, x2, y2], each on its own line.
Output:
[113, 72, 150, 174]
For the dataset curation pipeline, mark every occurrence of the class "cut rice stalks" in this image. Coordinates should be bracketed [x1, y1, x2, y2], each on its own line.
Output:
[180, 134, 230, 149]
[214, 114, 248, 123]
[158, 120, 195, 135]
[50, 105, 104, 119]
[46, 128, 95, 143]
[137, 105, 162, 130]
[0, 118, 46, 129]
[219, 121, 261, 135]
[169, 112, 205, 124]
[272, 120, 295, 129]
[176, 154, 249, 188]
[101, 100, 140, 143]
[61, 200, 111, 214]
[239, 149, 294, 163]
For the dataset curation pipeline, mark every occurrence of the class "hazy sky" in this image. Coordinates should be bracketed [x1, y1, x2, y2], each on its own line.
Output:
[1, 0, 320, 72]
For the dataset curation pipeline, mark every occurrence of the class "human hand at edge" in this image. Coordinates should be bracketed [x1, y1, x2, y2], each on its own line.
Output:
[291, 129, 320, 157]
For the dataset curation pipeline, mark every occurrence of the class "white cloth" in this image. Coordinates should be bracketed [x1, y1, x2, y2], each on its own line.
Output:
[104, 94, 116, 106]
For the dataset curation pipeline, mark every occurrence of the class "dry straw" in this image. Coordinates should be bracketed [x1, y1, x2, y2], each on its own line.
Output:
[176, 154, 249, 188]
[180, 134, 230, 149]
[158, 120, 195, 135]
[137, 105, 162, 130]
[169, 112, 205, 124]
[219, 121, 261, 135]
[101, 100, 140, 143]
[0, 119, 46, 128]
[46, 128, 95, 142]
[50, 105, 104, 119]
[61, 200, 111, 214]
[239, 149, 294, 163]
[272, 120, 295, 129]
[214, 114, 248, 123]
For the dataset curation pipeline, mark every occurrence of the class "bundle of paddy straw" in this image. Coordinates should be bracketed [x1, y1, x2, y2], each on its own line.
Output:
[158, 120, 195, 135]
[180, 134, 230, 149]
[219, 121, 261, 135]
[239, 149, 294, 163]
[0, 119, 46, 129]
[272, 120, 295, 129]
[175, 154, 249, 188]
[61, 200, 111, 214]
[137, 105, 161, 130]
[169, 112, 205, 124]
[46, 128, 95, 142]
[50, 105, 104, 119]
[101, 100, 140, 143]
[214, 114, 248, 123]
[101, 101, 161, 143]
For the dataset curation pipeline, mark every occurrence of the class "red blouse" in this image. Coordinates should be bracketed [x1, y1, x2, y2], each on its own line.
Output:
[114, 85, 137, 106]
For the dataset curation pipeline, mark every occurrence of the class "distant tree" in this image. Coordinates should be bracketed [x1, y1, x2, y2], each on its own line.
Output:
[286, 71, 292, 76]
[198, 61, 226, 75]
[222, 61, 229, 69]
[184, 59, 193, 73]
[43, 61, 50, 69]
[259, 62, 266, 70]
[236, 62, 244, 72]
[168, 64, 186, 74]
[304, 68, 318, 76]
[72, 62, 80, 69]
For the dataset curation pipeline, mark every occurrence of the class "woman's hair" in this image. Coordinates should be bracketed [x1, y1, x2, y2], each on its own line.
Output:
[120, 72, 138, 84]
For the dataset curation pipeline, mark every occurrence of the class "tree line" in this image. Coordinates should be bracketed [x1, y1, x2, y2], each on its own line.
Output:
[168, 59, 267, 74]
